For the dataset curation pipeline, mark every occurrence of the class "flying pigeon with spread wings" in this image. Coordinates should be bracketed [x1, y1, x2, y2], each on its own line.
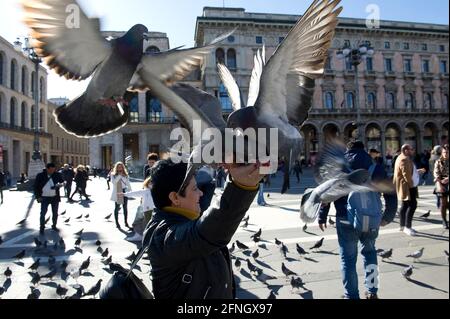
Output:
[217, 0, 343, 193]
[21, 0, 233, 137]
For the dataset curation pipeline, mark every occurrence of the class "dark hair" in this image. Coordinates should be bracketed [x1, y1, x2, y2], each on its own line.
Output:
[147, 153, 159, 161]
[150, 159, 188, 209]
[46, 163, 56, 169]
[347, 140, 365, 150]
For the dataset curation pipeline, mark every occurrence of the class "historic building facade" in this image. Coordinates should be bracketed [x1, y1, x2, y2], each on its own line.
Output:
[0, 35, 51, 179]
[47, 100, 90, 168]
[195, 7, 449, 162]
[88, 31, 200, 174]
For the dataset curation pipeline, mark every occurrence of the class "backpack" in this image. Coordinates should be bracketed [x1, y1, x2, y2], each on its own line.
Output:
[347, 164, 382, 232]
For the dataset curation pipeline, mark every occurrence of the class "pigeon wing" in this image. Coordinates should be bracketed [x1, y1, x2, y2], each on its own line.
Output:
[314, 140, 349, 183]
[217, 63, 242, 111]
[254, 0, 342, 126]
[21, 0, 111, 80]
[129, 29, 237, 91]
[247, 47, 265, 107]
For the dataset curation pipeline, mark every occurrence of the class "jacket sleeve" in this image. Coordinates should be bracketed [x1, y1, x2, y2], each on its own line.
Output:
[399, 158, 414, 188]
[34, 174, 42, 198]
[124, 189, 146, 198]
[157, 181, 258, 265]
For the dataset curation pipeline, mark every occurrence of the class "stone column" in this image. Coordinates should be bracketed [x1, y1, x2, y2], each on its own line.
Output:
[138, 92, 146, 122]
[113, 133, 123, 163]
[139, 131, 148, 163]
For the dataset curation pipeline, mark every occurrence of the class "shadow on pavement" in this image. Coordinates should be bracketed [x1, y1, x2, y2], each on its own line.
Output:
[406, 278, 448, 293]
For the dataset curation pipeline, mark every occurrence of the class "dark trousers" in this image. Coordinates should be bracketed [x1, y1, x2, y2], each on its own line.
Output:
[114, 197, 129, 226]
[70, 185, 88, 200]
[0, 187, 3, 203]
[64, 181, 72, 198]
[40, 197, 59, 229]
[399, 187, 418, 228]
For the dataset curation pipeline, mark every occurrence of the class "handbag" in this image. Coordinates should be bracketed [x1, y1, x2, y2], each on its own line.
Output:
[100, 228, 154, 299]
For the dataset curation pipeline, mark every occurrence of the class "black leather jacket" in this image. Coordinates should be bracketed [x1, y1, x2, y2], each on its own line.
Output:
[34, 170, 65, 201]
[145, 181, 258, 299]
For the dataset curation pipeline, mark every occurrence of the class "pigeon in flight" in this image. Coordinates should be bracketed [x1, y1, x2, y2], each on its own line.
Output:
[406, 248, 424, 262]
[300, 140, 394, 223]
[21, 0, 233, 137]
[217, 0, 343, 193]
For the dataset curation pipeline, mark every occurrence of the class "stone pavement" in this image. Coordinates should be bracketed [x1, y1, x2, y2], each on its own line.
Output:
[0, 170, 448, 299]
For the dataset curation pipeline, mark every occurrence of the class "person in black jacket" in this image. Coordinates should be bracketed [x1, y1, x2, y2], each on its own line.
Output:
[69, 165, 90, 202]
[144, 159, 263, 299]
[34, 163, 65, 234]
[143, 153, 159, 179]
[60, 164, 75, 199]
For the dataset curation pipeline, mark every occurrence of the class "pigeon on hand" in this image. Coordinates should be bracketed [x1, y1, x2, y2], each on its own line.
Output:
[420, 210, 431, 218]
[56, 284, 68, 299]
[21, 0, 233, 137]
[236, 241, 250, 251]
[378, 249, 393, 260]
[301, 141, 394, 223]
[28, 258, 41, 271]
[402, 265, 413, 278]
[310, 238, 324, 250]
[406, 248, 424, 262]
[79, 256, 91, 275]
[218, 0, 343, 194]
[83, 279, 103, 298]
[281, 263, 297, 277]
[4, 267, 12, 278]
[296, 244, 308, 256]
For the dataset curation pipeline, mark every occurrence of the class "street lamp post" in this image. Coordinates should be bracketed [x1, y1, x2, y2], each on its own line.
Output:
[14, 37, 45, 180]
[337, 43, 374, 142]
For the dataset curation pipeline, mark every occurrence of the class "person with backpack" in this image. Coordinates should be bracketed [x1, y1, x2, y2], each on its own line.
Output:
[318, 141, 397, 299]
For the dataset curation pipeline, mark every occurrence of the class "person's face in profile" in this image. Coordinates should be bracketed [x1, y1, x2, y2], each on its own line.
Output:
[148, 160, 156, 168]
[175, 178, 203, 214]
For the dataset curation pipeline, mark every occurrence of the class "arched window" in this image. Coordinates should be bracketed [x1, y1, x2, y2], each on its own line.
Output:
[145, 46, 160, 54]
[219, 83, 232, 112]
[325, 92, 334, 109]
[39, 109, 45, 129]
[31, 105, 35, 128]
[10, 60, 17, 90]
[405, 93, 415, 109]
[215, 48, 225, 64]
[21, 66, 27, 95]
[39, 77, 45, 102]
[346, 92, 355, 109]
[367, 92, 377, 109]
[21, 102, 26, 127]
[227, 49, 237, 69]
[424, 92, 433, 109]
[0, 52, 4, 85]
[10, 98, 16, 125]
[386, 92, 396, 109]
[31, 72, 36, 98]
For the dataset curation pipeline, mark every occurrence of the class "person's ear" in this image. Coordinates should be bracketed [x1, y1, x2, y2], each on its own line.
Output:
[168, 192, 180, 207]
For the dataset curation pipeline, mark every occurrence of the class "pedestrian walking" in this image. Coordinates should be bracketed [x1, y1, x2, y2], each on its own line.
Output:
[110, 162, 132, 229]
[69, 165, 90, 202]
[434, 145, 449, 229]
[34, 163, 65, 235]
[0, 170, 5, 204]
[293, 160, 303, 183]
[61, 164, 75, 199]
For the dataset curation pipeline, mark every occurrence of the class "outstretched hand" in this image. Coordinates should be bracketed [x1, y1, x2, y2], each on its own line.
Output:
[225, 163, 265, 188]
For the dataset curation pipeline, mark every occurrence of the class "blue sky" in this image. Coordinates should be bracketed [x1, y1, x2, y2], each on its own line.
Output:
[0, 0, 448, 99]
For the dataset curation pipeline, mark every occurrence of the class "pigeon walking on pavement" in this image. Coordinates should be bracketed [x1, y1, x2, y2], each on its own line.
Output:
[281, 263, 297, 277]
[56, 284, 68, 299]
[83, 279, 103, 298]
[13, 250, 26, 260]
[296, 244, 308, 256]
[378, 249, 393, 261]
[28, 259, 41, 271]
[79, 256, 91, 275]
[420, 210, 431, 218]
[236, 240, 250, 251]
[4, 267, 12, 278]
[406, 248, 424, 262]
[402, 265, 413, 279]
[310, 238, 324, 250]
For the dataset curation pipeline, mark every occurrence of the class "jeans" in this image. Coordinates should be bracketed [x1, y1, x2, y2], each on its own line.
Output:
[40, 197, 59, 229]
[257, 184, 266, 206]
[336, 218, 379, 299]
[399, 187, 418, 228]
